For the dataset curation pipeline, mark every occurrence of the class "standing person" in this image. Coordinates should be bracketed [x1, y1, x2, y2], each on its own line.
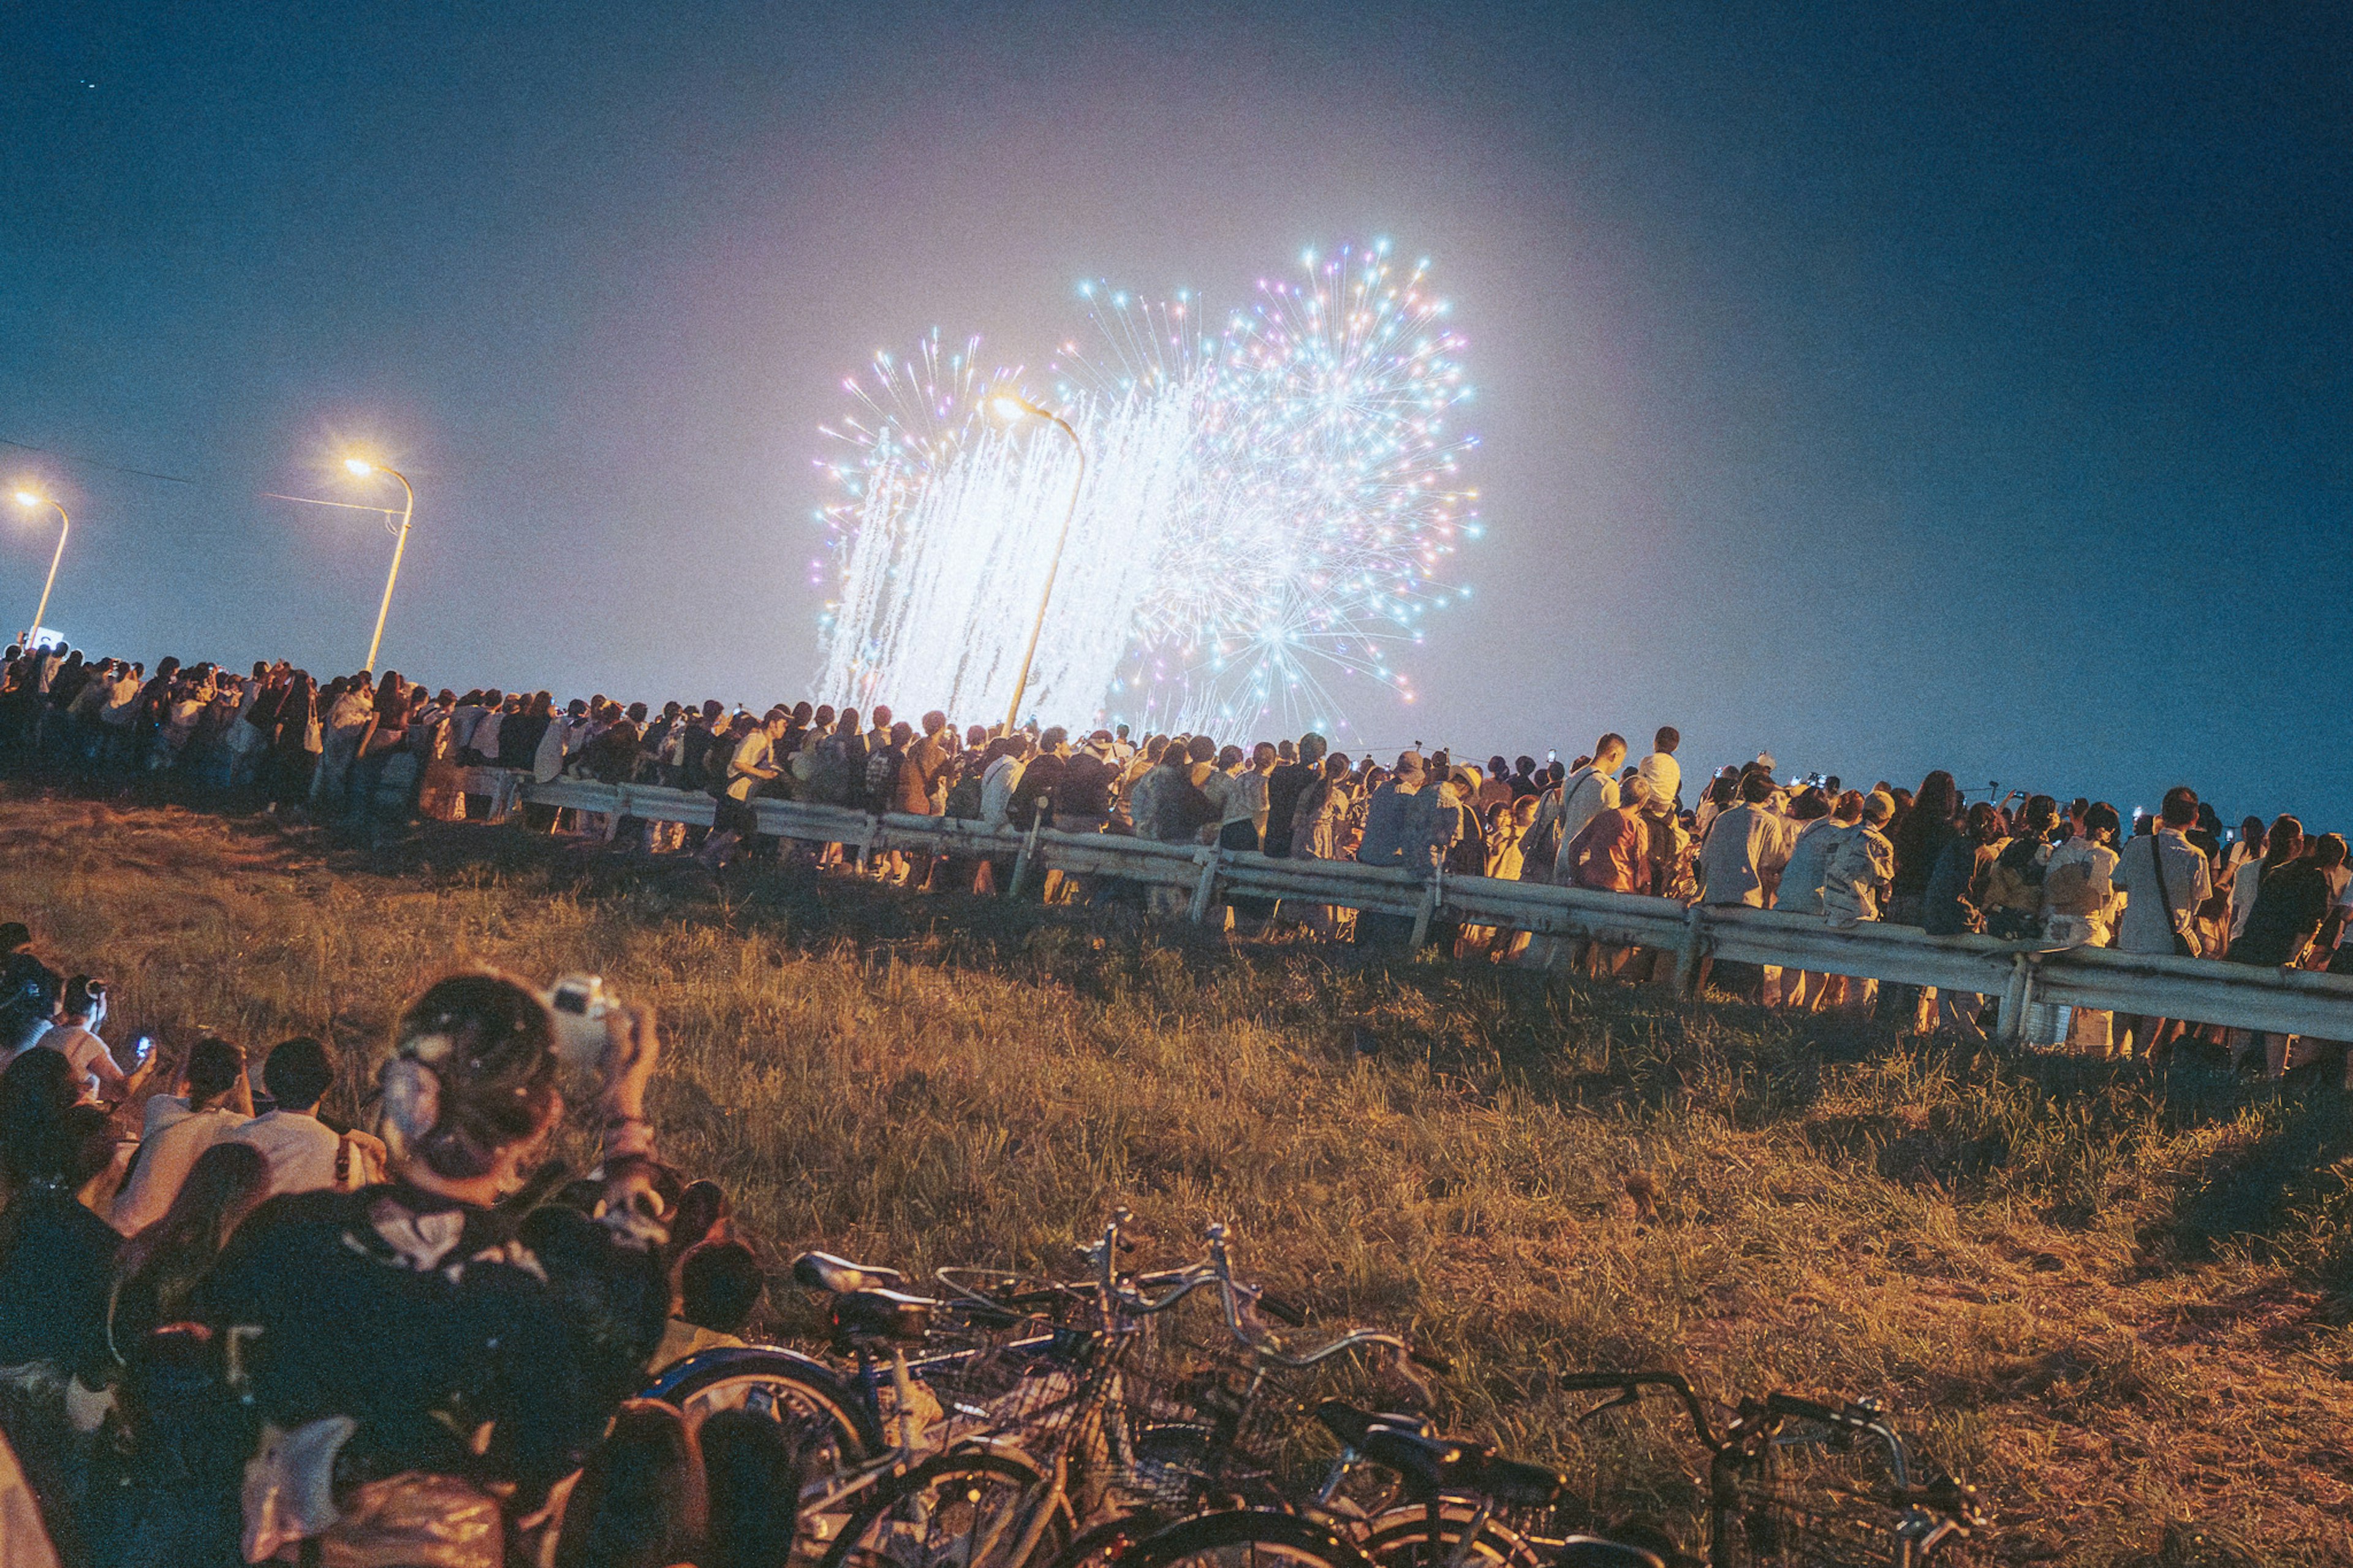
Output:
[200, 972, 669, 1566]
[1549, 735, 1627, 883]
[2114, 786, 2214, 1059]
[1821, 791, 1898, 926]
[1694, 772, 1798, 1001]
[1636, 727, 1682, 811]
[1561, 775, 1656, 896]
[112, 1037, 254, 1235]
[893, 711, 953, 818]
[313, 676, 375, 811]
[2231, 834, 2349, 1078]
[1877, 770, 1961, 1028]
[1919, 802, 2009, 1032]
[1289, 753, 1355, 938]
[1013, 727, 1072, 833]
[263, 672, 322, 816]
[2235, 816, 2302, 944]
[1979, 796, 2061, 940]
[1053, 732, 1121, 835]
[697, 711, 784, 870]
[2221, 815, 2268, 950]
[2040, 802, 2128, 1056]
[1778, 792, 1862, 1012]
[1221, 743, 1280, 928]
[1262, 733, 1325, 862]
[1354, 752, 1429, 945]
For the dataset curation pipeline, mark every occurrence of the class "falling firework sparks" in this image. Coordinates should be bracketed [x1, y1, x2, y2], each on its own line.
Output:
[816, 243, 1478, 738]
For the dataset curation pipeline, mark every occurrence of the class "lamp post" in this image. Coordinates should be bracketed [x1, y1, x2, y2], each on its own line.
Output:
[343, 458, 414, 674]
[10, 490, 68, 651]
[990, 395, 1086, 735]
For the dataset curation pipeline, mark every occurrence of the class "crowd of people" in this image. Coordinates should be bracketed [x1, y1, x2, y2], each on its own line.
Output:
[0, 925, 792, 1567]
[4, 638, 2350, 1086]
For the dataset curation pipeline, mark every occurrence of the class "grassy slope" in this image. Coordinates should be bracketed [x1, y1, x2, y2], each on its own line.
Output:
[1, 794, 2346, 1565]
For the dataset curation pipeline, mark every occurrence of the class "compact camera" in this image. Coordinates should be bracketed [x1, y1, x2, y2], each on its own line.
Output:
[542, 973, 617, 1068]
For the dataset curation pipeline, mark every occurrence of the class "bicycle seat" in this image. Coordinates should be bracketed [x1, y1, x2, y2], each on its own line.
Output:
[1314, 1399, 1431, 1450]
[1362, 1425, 1491, 1499]
[830, 1288, 935, 1344]
[1478, 1455, 1566, 1509]
[1555, 1542, 1664, 1568]
[792, 1250, 907, 1293]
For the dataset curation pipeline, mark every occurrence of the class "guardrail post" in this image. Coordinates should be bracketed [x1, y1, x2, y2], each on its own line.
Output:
[1005, 815, 1045, 901]
[1188, 847, 1224, 923]
[1409, 873, 1440, 949]
[1673, 905, 1707, 996]
[1999, 953, 2034, 1047]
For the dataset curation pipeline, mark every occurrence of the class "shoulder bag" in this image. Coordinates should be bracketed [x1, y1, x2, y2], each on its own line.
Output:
[2146, 834, 2197, 958]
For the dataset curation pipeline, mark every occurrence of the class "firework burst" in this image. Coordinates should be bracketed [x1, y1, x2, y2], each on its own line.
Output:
[816, 243, 1478, 739]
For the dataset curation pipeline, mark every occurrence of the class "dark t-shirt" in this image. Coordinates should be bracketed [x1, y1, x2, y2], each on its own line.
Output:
[0, 1185, 119, 1385]
[1013, 754, 1069, 828]
[1262, 763, 1314, 858]
[499, 712, 551, 771]
[2232, 861, 2335, 968]
[203, 1184, 665, 1508]
[1055, 754, 1117, 819]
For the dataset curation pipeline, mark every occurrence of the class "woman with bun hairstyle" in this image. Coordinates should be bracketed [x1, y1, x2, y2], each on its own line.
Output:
[200, 969, 668, 1566]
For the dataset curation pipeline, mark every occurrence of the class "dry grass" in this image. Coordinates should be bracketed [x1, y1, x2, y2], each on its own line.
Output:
[1, 792, 2347, 1566]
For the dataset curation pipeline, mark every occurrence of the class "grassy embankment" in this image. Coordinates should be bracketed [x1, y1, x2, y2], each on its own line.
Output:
[0, 792, 2345, 1566]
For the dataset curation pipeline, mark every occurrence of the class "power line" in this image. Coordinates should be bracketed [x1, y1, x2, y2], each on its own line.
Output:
[0, 436, 197, 486]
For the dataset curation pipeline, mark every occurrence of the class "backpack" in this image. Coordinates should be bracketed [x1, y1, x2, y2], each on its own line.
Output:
[944, 770, 983, 820]
[864, 746, 901, 809]
[1980, 839, 2047, 939]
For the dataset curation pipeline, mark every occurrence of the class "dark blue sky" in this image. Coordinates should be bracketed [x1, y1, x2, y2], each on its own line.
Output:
[2, 2, 2346, 820]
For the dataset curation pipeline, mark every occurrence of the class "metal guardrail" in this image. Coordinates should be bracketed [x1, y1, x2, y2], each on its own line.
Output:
[510, 775, 2353, 1043]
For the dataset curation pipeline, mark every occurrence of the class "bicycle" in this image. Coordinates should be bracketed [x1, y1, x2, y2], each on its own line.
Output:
[1040, 1215, 1450, 1568]
[646, 1248, 1100, 1559]
[1106, 1371, 1982, 1568]
[816, 1210, 1447, 1568]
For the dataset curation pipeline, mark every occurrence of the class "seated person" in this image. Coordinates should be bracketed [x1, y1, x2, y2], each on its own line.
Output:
[649, 1240, 763, 1371]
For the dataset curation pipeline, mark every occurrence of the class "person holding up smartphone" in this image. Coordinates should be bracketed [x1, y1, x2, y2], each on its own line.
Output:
[39, 976, 156, 1105]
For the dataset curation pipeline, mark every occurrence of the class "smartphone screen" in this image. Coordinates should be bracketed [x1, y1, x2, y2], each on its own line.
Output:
[133, 1036, 154, 1065]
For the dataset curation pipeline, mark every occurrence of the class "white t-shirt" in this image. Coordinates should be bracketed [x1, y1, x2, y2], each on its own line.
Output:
[112, 1106, 246, 1236]
[1636, 751, 1681, 811]
[35, 1025, 121, 1097]
[229, 1110, 341, 1199]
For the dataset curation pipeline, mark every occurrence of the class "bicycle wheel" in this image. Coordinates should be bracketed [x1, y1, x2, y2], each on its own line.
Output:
[1040, 1509, 1170, 1568]
[648, 1345, 879, 1558]
[1119, 1510, 1376, 1568]
[822, 1447, 1073, 1568]
[1355, 1502, 1548, 1568]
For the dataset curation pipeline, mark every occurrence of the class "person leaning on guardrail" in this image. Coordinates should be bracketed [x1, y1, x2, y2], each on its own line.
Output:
[2114, 787, 2213, 1060]
[2229, 831, 2349, 1081]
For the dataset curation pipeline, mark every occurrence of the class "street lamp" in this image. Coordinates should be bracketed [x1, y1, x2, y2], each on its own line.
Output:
[342, 458, 414, 675]
[11, 490, 68, 652]
[990, 394, 1085, 734]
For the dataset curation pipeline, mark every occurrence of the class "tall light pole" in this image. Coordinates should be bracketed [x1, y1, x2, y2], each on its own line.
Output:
[990, 395, 1085, 735]
[11, 490, 69, 651]
[343, 458, 414, 674]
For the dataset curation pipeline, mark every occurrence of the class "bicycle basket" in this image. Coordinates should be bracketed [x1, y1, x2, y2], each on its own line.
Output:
[1716, 1428, 1969, 1568]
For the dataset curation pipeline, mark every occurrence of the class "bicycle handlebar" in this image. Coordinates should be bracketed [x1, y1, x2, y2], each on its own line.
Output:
[1091, 1210, 1445, 1383]
[1561, 1371, 1719, 1451]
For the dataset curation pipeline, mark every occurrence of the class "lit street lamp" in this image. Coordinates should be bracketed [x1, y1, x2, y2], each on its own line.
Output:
[343, 458, 415, 675]
[990, 394, 1086, 734]
[10, 490, 69, 651]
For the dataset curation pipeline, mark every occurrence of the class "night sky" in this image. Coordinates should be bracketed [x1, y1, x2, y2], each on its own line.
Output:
[2, 4, 2346, 822]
